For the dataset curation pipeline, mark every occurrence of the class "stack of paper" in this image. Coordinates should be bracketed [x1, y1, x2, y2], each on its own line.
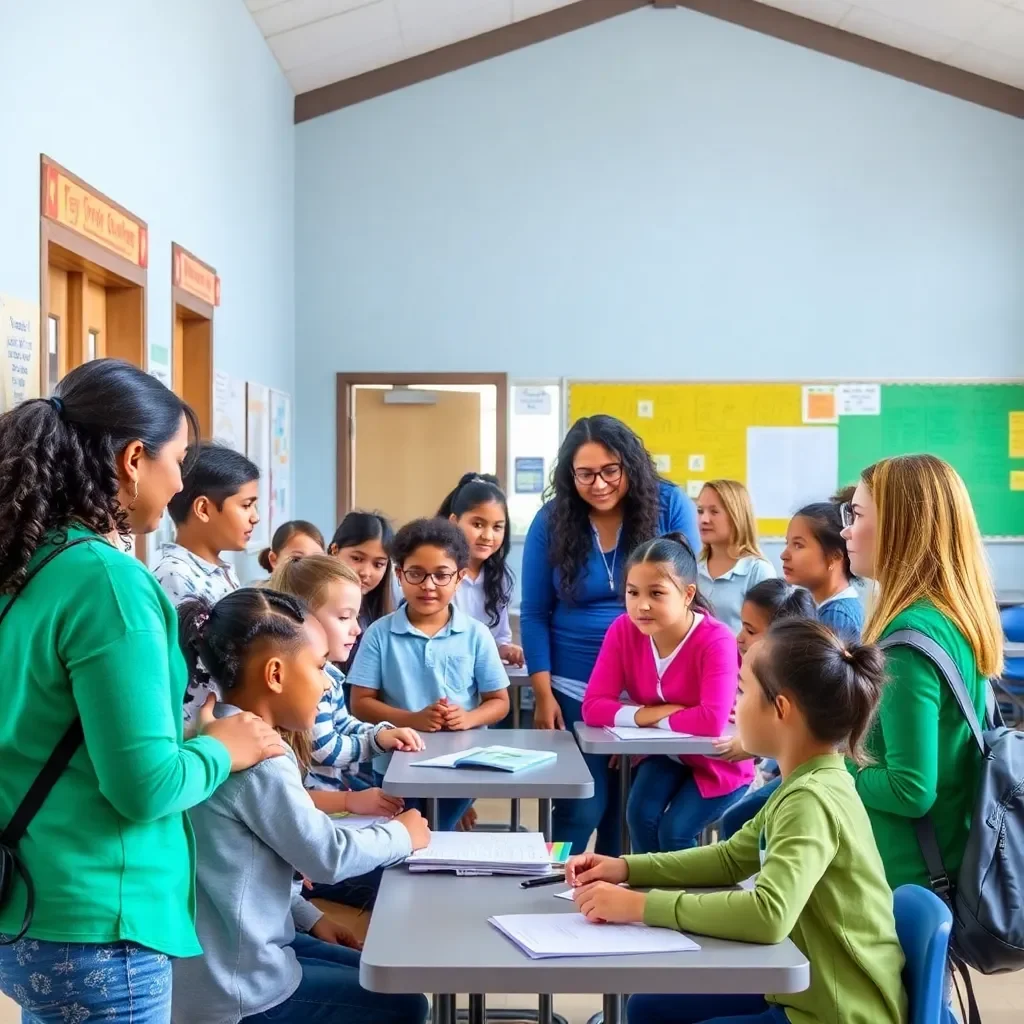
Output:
[412, 745, 556, 773]
[406, 831, 552, 876]
[490, 913, 700, 958]
[603, 726, 692, 740]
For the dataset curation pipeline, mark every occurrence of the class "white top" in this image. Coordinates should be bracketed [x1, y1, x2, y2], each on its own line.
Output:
[613, 613, 704, 729]
[697, 555, 776, 635]
[818, 584, 859, 609]
[452, 567, 513, 647]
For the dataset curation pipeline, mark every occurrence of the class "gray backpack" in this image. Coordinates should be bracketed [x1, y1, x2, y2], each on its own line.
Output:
[880, 630, 1024, 1023]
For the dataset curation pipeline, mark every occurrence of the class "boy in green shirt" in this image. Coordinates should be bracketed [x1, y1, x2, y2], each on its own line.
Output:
[566, 619, 908, 1024]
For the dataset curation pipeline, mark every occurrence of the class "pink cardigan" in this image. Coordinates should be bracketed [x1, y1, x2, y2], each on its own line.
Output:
[582, 613, 755, 799]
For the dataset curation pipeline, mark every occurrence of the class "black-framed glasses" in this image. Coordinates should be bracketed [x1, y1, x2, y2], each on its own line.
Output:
[400, 568, 458, 586]
[840, 503, 854, 529]
[573, 462, 623, 486]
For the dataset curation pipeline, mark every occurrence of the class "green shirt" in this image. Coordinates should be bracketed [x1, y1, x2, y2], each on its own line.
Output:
[624, 755, 907, 1024]
[850, 599, 986, 890]
[0, 527, 231, 955]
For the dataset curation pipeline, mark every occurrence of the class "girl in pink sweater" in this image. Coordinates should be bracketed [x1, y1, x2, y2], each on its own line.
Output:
[583, 533, 754, 853]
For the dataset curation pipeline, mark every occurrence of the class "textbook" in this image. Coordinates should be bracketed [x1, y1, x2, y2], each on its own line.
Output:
[490, 913, 700, 958]
[603, 726, 692, 741]
[411, 745, 557, 773]
[406, 831, 552, 876]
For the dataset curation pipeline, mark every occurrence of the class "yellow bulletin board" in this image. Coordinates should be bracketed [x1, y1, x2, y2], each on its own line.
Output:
[568, 380, 1024, 540]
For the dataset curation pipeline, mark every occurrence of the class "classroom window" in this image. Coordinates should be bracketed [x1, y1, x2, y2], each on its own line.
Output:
[508, 382, 563, 537]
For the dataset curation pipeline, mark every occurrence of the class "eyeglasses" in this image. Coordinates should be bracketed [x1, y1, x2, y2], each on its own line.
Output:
[839, 503, 854, 529]
[573, 462, 623, 486]
[400, 568, 458, 586]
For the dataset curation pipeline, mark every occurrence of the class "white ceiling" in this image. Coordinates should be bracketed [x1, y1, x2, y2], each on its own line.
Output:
[245, 0, 1024, 96]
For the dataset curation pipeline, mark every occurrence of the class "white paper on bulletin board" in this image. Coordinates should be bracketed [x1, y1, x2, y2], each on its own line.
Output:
[746, 427, 838, 520]
[0, 294, 41, 413]
[246, 382, 272, 552]
[269, 389, 292, 537]
[213, 370, 247, 452]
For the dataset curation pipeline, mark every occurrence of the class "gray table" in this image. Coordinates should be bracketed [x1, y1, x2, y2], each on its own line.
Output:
[574, 724, 734, 858]
[998, 590, 1024, 608]
[361, 869, 810, 1024]
[505, 666, 531, 831]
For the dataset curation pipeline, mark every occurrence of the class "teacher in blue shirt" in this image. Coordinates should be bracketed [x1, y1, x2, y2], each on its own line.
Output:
[520, 414, 699, 855]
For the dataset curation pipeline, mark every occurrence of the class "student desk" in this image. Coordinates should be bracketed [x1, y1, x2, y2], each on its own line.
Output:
[506, 665, 531, 831]
[997, 590, 1024, 609]
[573, 724, 733, 857]
[360, 870, 810, 1024]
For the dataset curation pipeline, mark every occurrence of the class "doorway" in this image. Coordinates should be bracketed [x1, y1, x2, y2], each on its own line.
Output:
[171, 243, 218, 436]
[335, 374, 507, 530]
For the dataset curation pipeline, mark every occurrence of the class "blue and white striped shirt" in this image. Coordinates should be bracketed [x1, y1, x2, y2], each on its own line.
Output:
[306, 663, 393, 791]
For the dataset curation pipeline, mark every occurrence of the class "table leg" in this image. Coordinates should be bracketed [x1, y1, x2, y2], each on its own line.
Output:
[618, 757, 632, 856]
[604, 993, 625, 1024]
[538, 798, 553, 843]
[425, 797, 440, 831]
[538, 993, 554, 1024]
[468, 994, 486, 1024]
[433, 993, 457, 1024]
[510, 687, 521, 832]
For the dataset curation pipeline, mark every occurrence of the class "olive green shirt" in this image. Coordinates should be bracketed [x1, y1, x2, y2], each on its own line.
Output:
[0, 528, 231, 955]
[625, 755, 907, 1024]
[850, 599, 987, 889]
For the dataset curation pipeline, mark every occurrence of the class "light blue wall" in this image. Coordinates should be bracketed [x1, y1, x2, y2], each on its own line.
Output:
[294, 6, 1024, 586]
[0, 0, 295, 579]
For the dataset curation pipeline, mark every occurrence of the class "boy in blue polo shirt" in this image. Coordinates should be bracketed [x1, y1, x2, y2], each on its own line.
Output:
[349, 517, 510, 831]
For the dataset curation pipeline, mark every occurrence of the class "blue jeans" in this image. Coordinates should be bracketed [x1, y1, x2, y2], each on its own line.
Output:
[307, 865, 384, 912]
[551, 690, 622, 856]
[627, 994, 788, 1024]
[242, 932, 427, 1023]
[626, 756, 748, 854]
[373, 773, 471, 832]
[0, 937, 171, 1023]
[720, 776, 782, 840]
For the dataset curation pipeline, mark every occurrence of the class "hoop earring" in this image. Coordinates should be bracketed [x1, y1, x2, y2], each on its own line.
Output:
[128, 480, 139, 511]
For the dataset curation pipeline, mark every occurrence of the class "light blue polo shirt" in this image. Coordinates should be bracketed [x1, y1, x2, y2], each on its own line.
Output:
[347, 604, 509, 773]
[697, 555, 776, 635]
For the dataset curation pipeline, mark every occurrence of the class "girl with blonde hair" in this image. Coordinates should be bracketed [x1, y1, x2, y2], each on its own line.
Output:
[842, 453, 1002, 889]
[696, 479, 776, 633]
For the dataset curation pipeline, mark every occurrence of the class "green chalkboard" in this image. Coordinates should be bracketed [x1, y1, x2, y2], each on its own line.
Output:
[837, 384, 1024, 538]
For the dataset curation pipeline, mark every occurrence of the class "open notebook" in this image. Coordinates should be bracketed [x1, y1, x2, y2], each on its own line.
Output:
[412, 745, 556, 773]
[490, 913, 700, 958]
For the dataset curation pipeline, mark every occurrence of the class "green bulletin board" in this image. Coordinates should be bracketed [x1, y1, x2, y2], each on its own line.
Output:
[837, 383, 1024, 539]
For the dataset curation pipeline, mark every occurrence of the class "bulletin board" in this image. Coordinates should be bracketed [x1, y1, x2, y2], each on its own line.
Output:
[568, 381, 1024, 540]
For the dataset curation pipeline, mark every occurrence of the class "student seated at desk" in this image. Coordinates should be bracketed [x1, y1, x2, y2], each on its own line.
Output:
[349, 517, 510, 831]
[567, 618, 907, 1024]
[583, 533, 753, 853]
[173, 588, 429, 1024]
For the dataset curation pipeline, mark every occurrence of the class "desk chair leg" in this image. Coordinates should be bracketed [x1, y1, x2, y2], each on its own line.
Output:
[538, 799, 553, 843]
[595, 993, 624, 1024]
[433, 993, 456, 1024]
[467, 994, 486, 1024]
[618, 759, 632, 856]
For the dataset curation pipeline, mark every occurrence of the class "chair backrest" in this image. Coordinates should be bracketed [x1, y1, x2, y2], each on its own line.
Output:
[893, 884, 953, 1024]
[1002, 605, 1024, 644]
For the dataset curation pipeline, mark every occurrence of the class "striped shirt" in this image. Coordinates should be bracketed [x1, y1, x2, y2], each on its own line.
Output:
[306, 663, 393, 791]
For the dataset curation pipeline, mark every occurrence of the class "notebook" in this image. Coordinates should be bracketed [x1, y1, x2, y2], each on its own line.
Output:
[490, 913, 700, 958]
[412, 745, 556, 773]
[603, 726, 692, 741]
[406, 830, 552, 876]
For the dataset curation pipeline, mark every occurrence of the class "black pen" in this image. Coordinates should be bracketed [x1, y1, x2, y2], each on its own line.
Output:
[520, 873, 567, 889]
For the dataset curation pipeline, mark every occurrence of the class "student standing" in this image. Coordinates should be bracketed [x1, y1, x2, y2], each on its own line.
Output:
[781, 501, 863, 639]
[567, 619, 907, 1024]
[350, 518, 510, 831]
[582, 535, 753, 852]
[696, 480, 775, 634]
[521, 414, 698, 855]
[439, 473, 523, 667]
[259, 520, 326, 573]
[0, 360, 282, 1024]
[842, 454, 1002, 889]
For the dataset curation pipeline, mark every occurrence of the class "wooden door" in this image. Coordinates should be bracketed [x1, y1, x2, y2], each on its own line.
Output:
[353, 389, 481, 527]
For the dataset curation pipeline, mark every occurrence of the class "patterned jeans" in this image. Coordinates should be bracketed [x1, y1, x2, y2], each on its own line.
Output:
[0, 937, 171, 1023]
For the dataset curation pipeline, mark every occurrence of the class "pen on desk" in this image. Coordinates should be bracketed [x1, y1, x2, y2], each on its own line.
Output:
[520, 873, 567, 889]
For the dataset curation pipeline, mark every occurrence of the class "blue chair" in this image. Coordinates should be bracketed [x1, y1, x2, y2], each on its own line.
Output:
[998, 606, 1024, 725]
[893, 884, 953, 1024]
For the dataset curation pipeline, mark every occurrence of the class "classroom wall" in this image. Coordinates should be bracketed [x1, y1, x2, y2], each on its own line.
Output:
[294, 6, 1024, 588]
[0, 0, 295, 580]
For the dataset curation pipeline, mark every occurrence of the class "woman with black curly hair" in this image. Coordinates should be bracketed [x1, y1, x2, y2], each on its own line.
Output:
[520, 414, 699, 855]
[0, 359, 284, 1023]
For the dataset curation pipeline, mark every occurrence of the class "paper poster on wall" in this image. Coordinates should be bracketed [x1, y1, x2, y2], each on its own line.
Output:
[246, 382, 272, 552]
[0, 294, 40, 414]
[746, 426, 838, 519]
[514, 387, 552, 416]
[149, 343, 172, 389]
[269, 389, 292, 536]
[1011, 471, 1024, 492]
[1010, 411, 1024, 459]
[688, 454, 705, 472]
[686, 480, 704, 499]
[653, 454, 671, 473]
[837, 384, 880, 417]
[514, 457, 545, 494]
[213, 370, 247, 452]
[637, 400, 654, 419]
[801, 385, 837, 425]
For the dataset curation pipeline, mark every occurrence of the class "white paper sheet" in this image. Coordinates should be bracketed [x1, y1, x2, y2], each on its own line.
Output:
[412, 747, 486, 768]
[554, 890, 576, 901]
[604, 726, 692, 741]
[490, 913, 700, 958]
[746, 426, 839, 521]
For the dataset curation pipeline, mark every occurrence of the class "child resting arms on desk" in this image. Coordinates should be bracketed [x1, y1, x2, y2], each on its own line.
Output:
[565, 618, 908, 1024]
